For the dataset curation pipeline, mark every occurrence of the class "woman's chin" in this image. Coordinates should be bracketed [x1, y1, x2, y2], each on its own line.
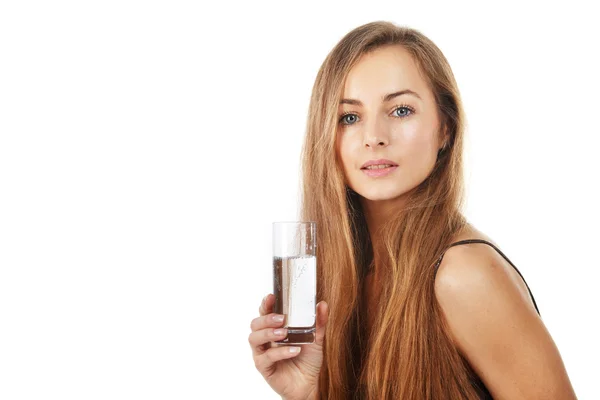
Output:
[356, 189, 405, 202]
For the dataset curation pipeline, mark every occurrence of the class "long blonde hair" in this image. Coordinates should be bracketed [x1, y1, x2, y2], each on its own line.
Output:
[299, 21, 482, 399]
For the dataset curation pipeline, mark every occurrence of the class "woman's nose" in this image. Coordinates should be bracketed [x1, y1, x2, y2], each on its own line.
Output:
[363, 117, 390, 148]
[364, 132, 389, 148]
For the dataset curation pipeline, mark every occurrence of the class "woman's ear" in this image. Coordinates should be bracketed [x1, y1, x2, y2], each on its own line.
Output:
[440, 140, 448, 152]
[437, 127, 450, 160]
[439, 125, 450, 151]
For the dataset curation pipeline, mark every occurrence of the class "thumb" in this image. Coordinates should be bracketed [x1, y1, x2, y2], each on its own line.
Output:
[315, 301, 329, 345]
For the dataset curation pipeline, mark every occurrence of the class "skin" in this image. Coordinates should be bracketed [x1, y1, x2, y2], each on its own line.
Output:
[248, 294, 327, 400]
[249, 44, 577, 398]
[335, 44, 448, 269]
[336, 44, 577, 398]
[435, 233, 578, 398]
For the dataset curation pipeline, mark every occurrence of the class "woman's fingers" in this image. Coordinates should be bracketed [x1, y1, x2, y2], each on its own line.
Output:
[248, 326, 288, 351]
[250, 294, 287, 356]
[254, 345, 302, 375]
[258, 293, 274, 316]
[250, 295, 326, 362]
[250, 312, 285, 332]
[315, 301, 329, 346]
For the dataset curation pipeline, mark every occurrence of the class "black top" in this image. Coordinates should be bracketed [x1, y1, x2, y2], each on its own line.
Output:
[433, 239, 541, 399]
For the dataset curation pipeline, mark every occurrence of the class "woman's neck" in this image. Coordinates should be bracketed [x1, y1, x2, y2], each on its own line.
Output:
[360, 196, 407, 272]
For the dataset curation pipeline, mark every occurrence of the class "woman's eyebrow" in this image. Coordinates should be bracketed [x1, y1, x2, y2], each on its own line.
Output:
[339, 89, 421, 106]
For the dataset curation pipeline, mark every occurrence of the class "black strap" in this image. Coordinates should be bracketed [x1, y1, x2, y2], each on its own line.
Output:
[434, 239, 541, 316]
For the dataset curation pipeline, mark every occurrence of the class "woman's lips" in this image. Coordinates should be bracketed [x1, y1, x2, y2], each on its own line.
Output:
[361, 165, 398, 177]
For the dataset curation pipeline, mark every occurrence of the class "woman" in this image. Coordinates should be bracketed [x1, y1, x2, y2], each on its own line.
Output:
[248, 21, 577, 399]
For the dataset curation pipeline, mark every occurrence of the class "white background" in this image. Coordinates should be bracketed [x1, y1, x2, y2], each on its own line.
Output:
[1, 1, 598, 399]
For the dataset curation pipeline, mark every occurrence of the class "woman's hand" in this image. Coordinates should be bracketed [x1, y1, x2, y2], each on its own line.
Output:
[248, 294, 329, 400]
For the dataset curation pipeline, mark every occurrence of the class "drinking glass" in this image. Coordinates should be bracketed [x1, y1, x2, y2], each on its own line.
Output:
[272, 221, 317, 344]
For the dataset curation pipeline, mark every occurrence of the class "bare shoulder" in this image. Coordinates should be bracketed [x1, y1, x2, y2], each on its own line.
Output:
[441, 223, 534, 309]
[433, 223, 577, 399]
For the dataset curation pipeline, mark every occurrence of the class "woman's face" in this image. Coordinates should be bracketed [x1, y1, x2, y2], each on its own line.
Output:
[335, 45, 446, 203]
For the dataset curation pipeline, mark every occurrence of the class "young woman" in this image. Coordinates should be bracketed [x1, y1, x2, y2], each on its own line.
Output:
[248, 21, 577, 399]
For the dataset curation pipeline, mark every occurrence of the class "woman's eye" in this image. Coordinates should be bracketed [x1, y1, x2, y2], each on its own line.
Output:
[339, 106, 413, 126]
[340, 114, 358, 125]
[393, 106, 413, 117]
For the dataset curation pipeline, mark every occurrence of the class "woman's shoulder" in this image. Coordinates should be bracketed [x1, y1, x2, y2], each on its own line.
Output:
[436, 222, 535, 313]
[447, 222, 495, 245]
[434, 225, 573, 398]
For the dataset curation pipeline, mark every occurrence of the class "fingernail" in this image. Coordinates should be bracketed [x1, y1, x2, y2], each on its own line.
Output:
[273, 329, 285, 336]
[272, 315, 284, 322]
[288, 347, 300, 353]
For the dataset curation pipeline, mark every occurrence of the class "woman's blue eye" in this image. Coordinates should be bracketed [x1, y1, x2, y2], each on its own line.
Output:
[341, 114, 358, 125]
[393, 106, 412, 117]
[339, 106, 413, 126]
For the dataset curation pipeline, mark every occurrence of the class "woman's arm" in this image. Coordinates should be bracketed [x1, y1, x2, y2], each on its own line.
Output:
[434, 244, 577, 399]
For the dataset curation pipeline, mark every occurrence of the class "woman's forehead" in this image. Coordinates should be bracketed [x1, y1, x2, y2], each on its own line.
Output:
[342, 46, 429, 103]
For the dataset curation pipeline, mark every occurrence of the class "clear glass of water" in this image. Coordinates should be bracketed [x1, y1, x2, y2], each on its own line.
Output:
[272, 221, 317, 344]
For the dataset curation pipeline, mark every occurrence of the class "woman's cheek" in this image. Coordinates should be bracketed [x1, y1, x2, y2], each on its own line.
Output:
[394, 121, 420, 142]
